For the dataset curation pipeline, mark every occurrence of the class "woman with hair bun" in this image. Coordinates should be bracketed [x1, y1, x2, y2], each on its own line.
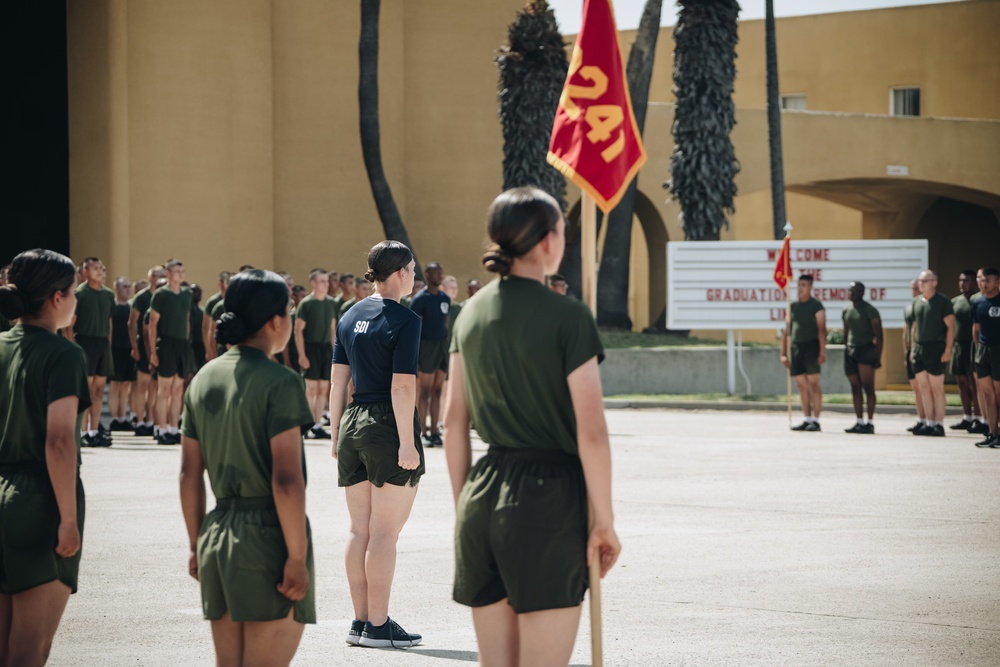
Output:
[444, 187, 621, 666]
[179, 269, 316, 666]
[0, 248, 89, 665]
[328, 240, 425, 648]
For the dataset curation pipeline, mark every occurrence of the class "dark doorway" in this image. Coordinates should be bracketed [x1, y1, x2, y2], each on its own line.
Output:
[1, 2, 70, 267]
[914, 198, 1000, 294]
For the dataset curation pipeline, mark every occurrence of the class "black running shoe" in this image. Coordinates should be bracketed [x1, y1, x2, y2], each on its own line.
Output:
[359, 617, 422, 649]
[974, 433, 996, 448]
[804, 421, 821, 432]
[990, 438, 1000, 449]
[81, 433, 95, 448]
[134, 423, 154, 437]
[969, 420, 990, 435]
[308, 426, 331, 440]
[322, 414, 331, 426]
[845, 423, 865, 434]
[430, 432, 442, 447]
[862, 423, 875, 434]
[912, 423, 931, 436]
[155, 432, 179, 445]
[421, 434, 435, 448]
[790, 421, 810, 431]
[906, 421, 924, 432]
[928, 424, 945, 437]
[93, 431, 113, 447]
[949, 419, 973, 430]
[346, 620, 365, 646]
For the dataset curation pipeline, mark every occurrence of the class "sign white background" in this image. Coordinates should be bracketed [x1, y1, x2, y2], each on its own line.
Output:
[667, 240, 928, 330]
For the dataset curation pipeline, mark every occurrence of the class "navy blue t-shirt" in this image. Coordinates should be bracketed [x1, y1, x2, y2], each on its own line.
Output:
[972, 293, 1000, 344]
[333, 297, 422, 402]
[409, 288, 451, 340]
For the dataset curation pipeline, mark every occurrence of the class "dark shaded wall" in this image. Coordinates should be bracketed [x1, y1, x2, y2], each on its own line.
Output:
[1, 2, 69, 267]
[915, 198, 1000, 296]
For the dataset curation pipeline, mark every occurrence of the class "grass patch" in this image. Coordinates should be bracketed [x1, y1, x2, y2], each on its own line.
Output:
[598, 328, 777, 350]
[606, 391, 962, 407]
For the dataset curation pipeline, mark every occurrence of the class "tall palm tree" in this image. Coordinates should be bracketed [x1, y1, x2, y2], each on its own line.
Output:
[667, 0, 740, 241]
[596, 0, 663, 329]
[496, 1, 569, 211]
[359, 0, 422, 277]
[765, 0, 787, 240]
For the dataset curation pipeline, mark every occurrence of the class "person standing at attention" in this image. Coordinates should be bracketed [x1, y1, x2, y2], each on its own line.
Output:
[782, 274, 826, 431]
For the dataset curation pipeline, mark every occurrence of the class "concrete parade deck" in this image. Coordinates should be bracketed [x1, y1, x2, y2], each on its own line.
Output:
[50, 409, 999, 666]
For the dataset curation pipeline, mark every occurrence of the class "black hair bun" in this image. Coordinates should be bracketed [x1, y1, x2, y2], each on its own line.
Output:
[215, 311, 250, 346]
[482, 244, 512, 276]
[0, 285, 29, 320]
[364, 269, 378, 283]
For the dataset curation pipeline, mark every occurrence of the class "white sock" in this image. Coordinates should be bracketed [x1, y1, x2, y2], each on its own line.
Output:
[144, 420, 154, 427]
[964, 414, 972, 421]
[314, 422, 323, 430]
[857, 418, 864, 425]
[168, 426, 179, 435]
[88, 429, 98, 437]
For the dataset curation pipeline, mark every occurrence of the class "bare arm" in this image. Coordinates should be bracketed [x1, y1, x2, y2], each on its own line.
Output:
[780, 318, 789, 368]
[872, 317, 884, 363]
[942, 314, 956, 362]
[443, 352, 471, 505]
[567, 357, 621, 578]
[148, 310, 160, 367]
[271, 426, 309, 601]
[46, 396, 81, 558]
[202, 308, 215, 359]
[179, 435, 206, 580]
[62, 315, 76, 341]
[129, 309, 140, 360]
[816, 310, 827, 363]
[295, 318, 309, 370]
[328, 363, 352, 457]
[910, 320, 918, 361]
[391, 372, 419, 470]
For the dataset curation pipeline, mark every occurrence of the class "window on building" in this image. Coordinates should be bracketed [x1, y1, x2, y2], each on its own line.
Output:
[780, 94, 807, 110]
[890, 87, 920, 116]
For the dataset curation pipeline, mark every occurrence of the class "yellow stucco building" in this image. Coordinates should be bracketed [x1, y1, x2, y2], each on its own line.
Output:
[64, 0, 999, 382]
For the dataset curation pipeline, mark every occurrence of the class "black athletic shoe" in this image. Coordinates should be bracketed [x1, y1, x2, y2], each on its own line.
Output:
[906, 421, 924, 432]
[346, 620, 366, 646]
[308, 426, 331, 440]
[322, 414, 331, 426]
[421, 434, 435, 448]
[862, 423, 875, 434]
[430, 432, 443, 447]
[927, 424, 945, 437]
[969, 420, 990, 435]
[359, 617, 422, 649]
[134, 423, 154, 437]
[949, 419, 974, 431]
[155, 432, 179, 445]
[93, 431, 113, 447]
[974, 433, 997, 448]
[790, 421, 810, 431]
[81, 433, 95, 448]
[912, 423, 931, 436]
[804, 421, 821, 432]
[845, 423, 865, 434]
[990, 438, 1000, 449]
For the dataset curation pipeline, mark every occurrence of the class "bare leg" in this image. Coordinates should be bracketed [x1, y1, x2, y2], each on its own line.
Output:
[914, 372, 935, 422]
[132, 372, 150, 423]
[858, 364, 877, 421]
[909, 378, 927, 421]
[242, 608, 305, 667]
[344, 483, 373, 622]
[847, 374, 863, 419]
[794, 375, 811, 418]
[168, 375, 184, 427]
[472, 600, 518, 667]
[316, 381, 331, 424]
[209, 612, 244, 667]
[517, 605, 583, 667]
[88, 375, 107, 431]
[3, 579, 72, 667]
[304, 380, 320, 423]
[418, 372, 434, 436]
[992, 379, 1000, 434]
[928, 373, 946, 422]
[429, 370, 446, 434]
[366, 483, 418, 626]
[806, 374, 822, 419]
[979, 377, 999, 434]
[108, 381, 122, 420]
[956, 374, 974, 418]
[145, 378, 158, 425]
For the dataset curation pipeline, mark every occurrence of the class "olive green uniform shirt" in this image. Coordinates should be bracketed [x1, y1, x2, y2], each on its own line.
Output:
[296, 294, 338, 344]
[0, 325, 91, 465]
[912, 292, 954, 343]
[204, 292, 224, 320]
[182, 346, 313, 498]
[112, 303, 132, 349]
[190, 305, 205, 348]
[150, 287, 193, 340]
[790, 297, 825, 343]
[841, 300, 881, 347]
[450, 276, 604, 455]
[74, 283, 115, 338]
[951, 295, 973, 342]
[131, 288, 154, 346]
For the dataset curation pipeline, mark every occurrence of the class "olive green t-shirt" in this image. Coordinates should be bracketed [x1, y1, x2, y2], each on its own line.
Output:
[296, 294, 338, 344]
[790, 297, 824, 343]
[131, 288, 154, 344]
[150, 287, 193, 340]
[204, 292, 224, 319]
[0, 325, 91, 465]
[190, 305, 205, 349]
[182, 346, 314, 498]
[338, 298, 356, 319]
[912, 292, 954, 343]
[112, 302, 132, 349]
[450, 276, 604, 455]
[951, 295, 973, 342]
[841, 300, 881, 347]
[74, 283, 115, 338]
[211, 299, 226, 321]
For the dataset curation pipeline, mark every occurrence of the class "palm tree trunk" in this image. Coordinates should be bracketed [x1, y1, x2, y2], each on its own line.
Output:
[596, 0, 663, 329]
[359, 0, 422, 277]
[765, 0, 787, 241]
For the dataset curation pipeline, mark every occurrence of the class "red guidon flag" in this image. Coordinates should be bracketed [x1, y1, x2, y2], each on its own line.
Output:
[547, 0, 647, 214]
[773, 236, 793, 289]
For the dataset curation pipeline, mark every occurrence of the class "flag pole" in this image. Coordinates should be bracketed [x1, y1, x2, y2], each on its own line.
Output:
[784, 221, 793, 426]
[581, 192, 598, 316]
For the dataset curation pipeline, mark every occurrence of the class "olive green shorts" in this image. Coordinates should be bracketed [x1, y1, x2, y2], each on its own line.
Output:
[197, 497, 316, 624]
[418, 338, 449, 374]
[155, 335, 190, 378]
[950, 340, 974, 376]
[913, 341, 946, 376]
[790, 340, 821, 376]
[337, 402, 424, 488]
[0, 464, 85, 595]
[77, 335, 114, 378]
[453, 447, 588, 614]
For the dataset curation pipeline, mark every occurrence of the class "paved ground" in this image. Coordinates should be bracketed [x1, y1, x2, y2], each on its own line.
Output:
[50, 409, 999, 666]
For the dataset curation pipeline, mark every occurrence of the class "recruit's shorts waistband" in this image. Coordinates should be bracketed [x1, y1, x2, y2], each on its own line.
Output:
[486, 446, 579, 464]
[215, 496, 276, 511]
